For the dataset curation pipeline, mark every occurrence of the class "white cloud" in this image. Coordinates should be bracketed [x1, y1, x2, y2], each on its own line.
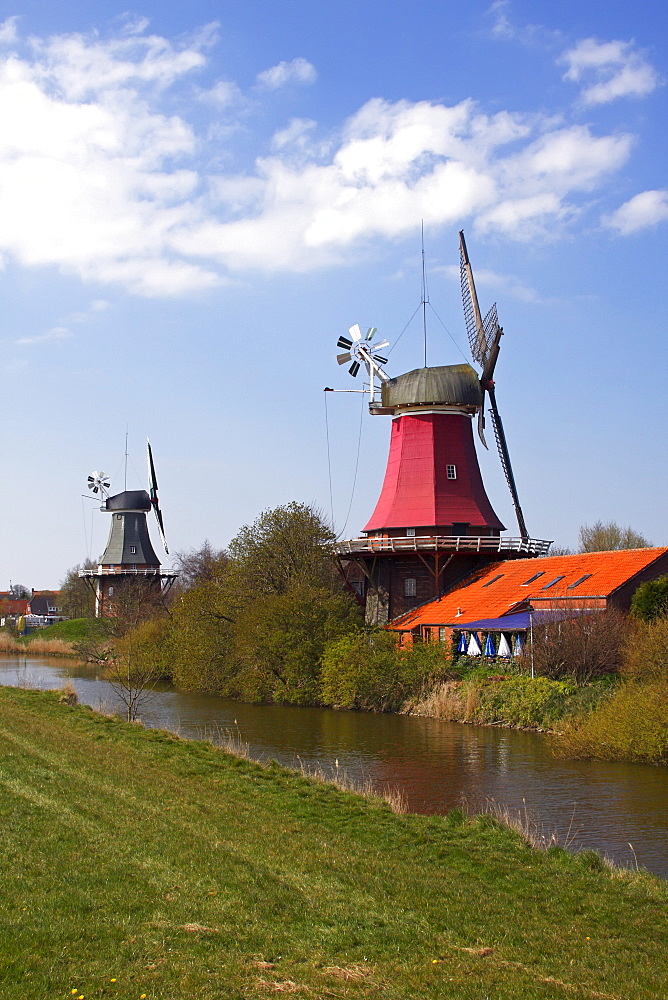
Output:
[440, 263, 542, 302]
[0, 17, 18, 44]
[561, 38, 659, 105]
[0, 22, 644, 295]
[487, 1, 514, 40]
[603, 190, 668, 235]
[199, 79, 243, 106]
[16, 325, 72, 346]
[271, 117, 317, 152]
[256, 57, 316, 90]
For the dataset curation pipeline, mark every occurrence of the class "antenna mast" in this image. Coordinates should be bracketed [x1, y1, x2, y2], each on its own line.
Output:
[124, 427, 129, 491]
[421, 220, 428, 367]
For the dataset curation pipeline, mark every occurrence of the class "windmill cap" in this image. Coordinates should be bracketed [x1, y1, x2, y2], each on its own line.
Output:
[104, 490, 151, 512]
[382, 364, 482, 410]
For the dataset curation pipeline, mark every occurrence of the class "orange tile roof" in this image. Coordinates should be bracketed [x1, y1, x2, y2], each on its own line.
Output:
[388, 547, 668, 630]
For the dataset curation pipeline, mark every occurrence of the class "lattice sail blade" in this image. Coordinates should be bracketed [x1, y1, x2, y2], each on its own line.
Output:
[337, 352, 352, 365]
[364, 326, 377, 341]
[337, 336, 352, 349]
[349, 324, 362, 342]
[459, 230, 494, 369]
[349, 361, 360, 377]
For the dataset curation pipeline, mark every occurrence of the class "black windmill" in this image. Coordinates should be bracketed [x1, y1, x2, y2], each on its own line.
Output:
[81, 442, 176, 616]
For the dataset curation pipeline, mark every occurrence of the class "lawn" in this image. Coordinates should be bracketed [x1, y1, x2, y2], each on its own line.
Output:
[0, 685, 666, 999]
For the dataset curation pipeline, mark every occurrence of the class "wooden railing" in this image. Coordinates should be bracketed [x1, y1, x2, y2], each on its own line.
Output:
[335, 535, 552, 556]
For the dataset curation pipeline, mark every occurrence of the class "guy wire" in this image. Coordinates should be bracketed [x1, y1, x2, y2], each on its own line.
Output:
[323, 389, 335, 530]
[339, 390, 365, 538]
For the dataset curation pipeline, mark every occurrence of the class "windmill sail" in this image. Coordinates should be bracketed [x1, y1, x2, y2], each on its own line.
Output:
[460, 231, 498, 369]
[147, 440, 169, 554]
[488, 390, 529, 540]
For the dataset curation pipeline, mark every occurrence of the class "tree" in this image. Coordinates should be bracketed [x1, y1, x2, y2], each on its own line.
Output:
[578, 521, 651, 553]
[528, 609, 626, 683]
[10, 583, 30, 599]
[231, 585, 362, 704]
[227, 502, 338, 598]
[173, 540, 228, 593]
[631, 575, 668, 623]
[105, 618, 170, 721]
[59, 560, 97, 619]
[164, 502, 362, 702]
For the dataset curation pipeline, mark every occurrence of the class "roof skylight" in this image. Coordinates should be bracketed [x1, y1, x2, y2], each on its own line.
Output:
[541, 575, 565, 590]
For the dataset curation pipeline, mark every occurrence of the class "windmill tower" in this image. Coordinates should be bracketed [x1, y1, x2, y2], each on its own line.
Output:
[81, 443, 177, 617]
[335, 233, 551, 625]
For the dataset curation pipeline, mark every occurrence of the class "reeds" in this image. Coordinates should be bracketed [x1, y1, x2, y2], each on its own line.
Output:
[25, 638, 76, 656]
[409, 679, 465, 719]
[0, 633, 76, 656]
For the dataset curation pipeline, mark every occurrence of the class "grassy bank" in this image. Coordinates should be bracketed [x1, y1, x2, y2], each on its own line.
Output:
[409, 672, 615, 732]
[1, 686, 667, 998]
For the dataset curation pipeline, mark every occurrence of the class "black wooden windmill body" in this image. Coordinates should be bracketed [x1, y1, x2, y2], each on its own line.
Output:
[81, 442, 177, 617]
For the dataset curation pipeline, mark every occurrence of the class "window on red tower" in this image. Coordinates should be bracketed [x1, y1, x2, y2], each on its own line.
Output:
[404, 578, 417, 597]
[447, 464, 457, 479]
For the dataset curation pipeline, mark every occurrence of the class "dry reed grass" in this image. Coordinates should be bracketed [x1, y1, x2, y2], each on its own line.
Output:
[410, 679, 465, 719]
[58, 684, 78, 706]
[26, 638, 76, 656]
[0, 633, 76, 656]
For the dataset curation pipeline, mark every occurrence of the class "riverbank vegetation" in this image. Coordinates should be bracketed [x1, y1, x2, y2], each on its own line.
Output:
[2, 684, 667, 1000]
[48, 505, 667, 761]
[556, 615, 668, 763]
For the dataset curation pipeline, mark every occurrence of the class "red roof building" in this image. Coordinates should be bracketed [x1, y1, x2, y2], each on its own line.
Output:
[388, 547, 668, 642]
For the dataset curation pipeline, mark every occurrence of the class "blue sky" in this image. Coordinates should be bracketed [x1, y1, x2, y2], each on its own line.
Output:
[0, 0, 666, 588]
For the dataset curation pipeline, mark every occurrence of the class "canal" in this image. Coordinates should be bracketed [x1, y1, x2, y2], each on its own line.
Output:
[2, 653, 667, 877]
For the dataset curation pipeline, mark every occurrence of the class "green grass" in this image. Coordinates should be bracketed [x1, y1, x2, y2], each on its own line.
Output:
[24, 617, 93, 642]
[1, 687, 667, 999]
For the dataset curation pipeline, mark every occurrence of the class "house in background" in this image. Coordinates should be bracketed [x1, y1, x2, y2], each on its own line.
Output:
[388, 547, 668, 649]
[0, 590, 64, 630]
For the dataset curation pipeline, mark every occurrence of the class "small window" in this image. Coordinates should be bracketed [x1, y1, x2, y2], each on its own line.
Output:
[404, 578, 417, 597]
[522, 571, 545, 586]
[568, 574, 592, 590]
[483, 574, 504, 588]
[130, 545, 137, 554]
[406, 527, 416, 537]
[541, 575, 565, 590]
[438, 627, 447, 643]
[116, 514, 122, 520]
[108, 586, 114, 597]
[447, 464, 457, 480]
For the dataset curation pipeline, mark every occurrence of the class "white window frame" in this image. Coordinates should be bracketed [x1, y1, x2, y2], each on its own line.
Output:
[447, 464, 457, 480]
[406, 527, 416, 537]
[404, 578, 417, 597]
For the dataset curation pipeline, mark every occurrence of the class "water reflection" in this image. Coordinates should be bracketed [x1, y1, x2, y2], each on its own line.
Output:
[1, 653, 667, 877]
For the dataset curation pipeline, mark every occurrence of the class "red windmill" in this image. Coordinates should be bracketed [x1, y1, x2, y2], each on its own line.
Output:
[335, 232, 551, 625]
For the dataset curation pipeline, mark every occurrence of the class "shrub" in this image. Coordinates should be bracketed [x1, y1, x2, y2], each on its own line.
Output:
[622, 616, 668, 684]
[557, 681, 668, 763]
[527, 609, 626, 682]
[321, 632, 450, 711]
[631, 576, 668, 622]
